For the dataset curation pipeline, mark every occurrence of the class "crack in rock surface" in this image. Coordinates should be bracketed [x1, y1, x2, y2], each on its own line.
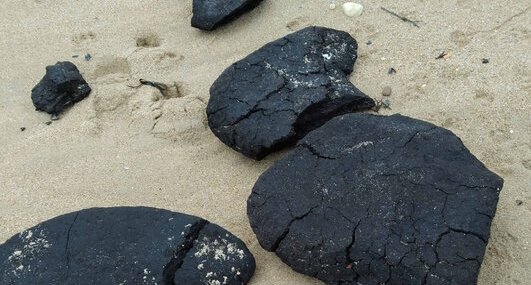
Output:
[207, 26, 375, 160]
[247, 114, 503, 285]
[191, 0, 264, 31]
[0, 207, 255, 285]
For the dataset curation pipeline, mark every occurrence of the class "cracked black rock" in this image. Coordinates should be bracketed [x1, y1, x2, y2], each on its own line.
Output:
[207, 26, 375, 159]
[31, 61, 91, 115]
[191, 0, 264, 31]
[0, 207, 255, 285]
[247, 114, 503, 285]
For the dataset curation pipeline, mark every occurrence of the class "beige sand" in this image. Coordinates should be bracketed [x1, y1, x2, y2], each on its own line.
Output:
[0, 0, 529, 284]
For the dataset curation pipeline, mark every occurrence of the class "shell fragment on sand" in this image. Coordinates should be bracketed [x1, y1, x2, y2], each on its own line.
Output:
[342, 2, 364, 17]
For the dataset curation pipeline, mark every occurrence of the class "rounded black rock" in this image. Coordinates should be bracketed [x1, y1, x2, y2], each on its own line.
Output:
[207, 26, 375, 160]
[247, 114, 503, 285]
[0, 207, 255, 285]
[191, 0, 264, 31]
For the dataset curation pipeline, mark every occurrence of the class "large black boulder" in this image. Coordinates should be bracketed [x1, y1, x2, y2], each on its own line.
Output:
[207, 27, 375, 159]
[191, 0, 264, 31]
[247, 114, 503, 285]
[31, 61, 91, 115]
[0, 207, 255, 285]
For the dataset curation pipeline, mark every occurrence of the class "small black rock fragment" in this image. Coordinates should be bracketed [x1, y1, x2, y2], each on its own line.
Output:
[207, 27, 375, 159]
[20, 127, 26, 132]
[0, 207, 255, 285]
[191, 0, 264, 31]
[436, 51, 448, 59]
[31, 62, 91, 115]
[45, 121, 52, 125]
[482, 58, 490, 64]
[516, 200, 523, 206]
[248, 113, 503, 285]
[84, 54, 92, 61]
[388, 67, 397, 74]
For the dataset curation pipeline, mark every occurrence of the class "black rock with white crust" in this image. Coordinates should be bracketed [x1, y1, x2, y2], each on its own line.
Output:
[207, 27, 375, 159]
[0, 207, 255, 285]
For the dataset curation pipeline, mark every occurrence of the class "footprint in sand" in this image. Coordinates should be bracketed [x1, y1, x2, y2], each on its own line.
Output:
[474, 89, 495, 102]
[522, 158, 531, 171]
[91, 56, 131, 79]
[72, 32, 97, 45]
[135, 32, 161, 48]
[450, 30, 471, 48]
[88, 56, 133, 115]
[84, 47, 205, 145]
[150, 96, 208, 143]
[286, 16, 312, 31]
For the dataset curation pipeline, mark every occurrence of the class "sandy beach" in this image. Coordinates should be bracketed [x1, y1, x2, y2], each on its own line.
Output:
[0, 0, 529, 284]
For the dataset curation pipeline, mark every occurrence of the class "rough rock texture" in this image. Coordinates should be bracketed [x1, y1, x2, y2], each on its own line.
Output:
[31, 61, 91, 115]
[0, 207, 255, 285]
[247, 114, 503, 285]
[191, 0, 264, 31]
[207, 26, 375, 160]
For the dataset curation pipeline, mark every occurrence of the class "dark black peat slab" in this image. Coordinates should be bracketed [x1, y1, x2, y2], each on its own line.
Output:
[191, 0, 264, 31]
[207, 26, 375, 160]
[248, 113, 503, 285]
[0, 207, 255, 285]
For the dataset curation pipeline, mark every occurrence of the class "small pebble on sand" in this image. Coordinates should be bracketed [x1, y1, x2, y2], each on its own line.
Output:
[382, 99, 391, 109]
[388, 68, 397, 75]
[382, 86, 392, 97]
[342, 2, 363, 17]
[482, 58, 490, 64]
[20, 127, 26, 132]
[329, 3, 336, 10]
[516, 200, 523, 206]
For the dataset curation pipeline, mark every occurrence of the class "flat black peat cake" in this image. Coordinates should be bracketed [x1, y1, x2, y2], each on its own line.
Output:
[207, 26, 375, 159]
[248, 114, 503, 285]
[0, 207, 255, 285]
